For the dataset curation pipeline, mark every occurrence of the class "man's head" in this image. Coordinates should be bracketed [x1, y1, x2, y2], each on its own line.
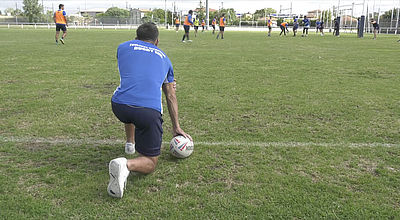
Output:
[136, 23, 159, 45]
[189, 10, 193, 15]
[222, 13, 225, 17]
[304, 15, 307, 19]
[59, 4, 64, 10]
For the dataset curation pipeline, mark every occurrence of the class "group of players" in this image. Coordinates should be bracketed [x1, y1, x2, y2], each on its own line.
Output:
[275, 15, 317, 37]
[174, 10, 400, 42]
[53, 6, 400, 45]
[177, 10, 226, 42]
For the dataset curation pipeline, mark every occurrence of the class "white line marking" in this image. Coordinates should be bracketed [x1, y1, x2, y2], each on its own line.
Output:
[1, 136, 399, 148]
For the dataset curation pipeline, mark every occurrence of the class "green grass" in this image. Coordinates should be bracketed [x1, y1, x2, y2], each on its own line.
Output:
[1, 28, 400, 219]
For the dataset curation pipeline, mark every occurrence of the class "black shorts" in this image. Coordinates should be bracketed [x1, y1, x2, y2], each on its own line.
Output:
[219, 26, 225, 31]
[194, 26, 199, 30]
[184, 25, 190, 33]
[56, 23, 67, 32]
[268, 26, 272, 30]
[112, 101, 163, 157]
[175, 24, 180, 28]
[212, 25, 215, 30]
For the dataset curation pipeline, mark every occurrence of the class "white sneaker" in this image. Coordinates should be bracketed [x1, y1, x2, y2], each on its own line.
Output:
[182, 40, 186, 43]
[125, 143, 135, 154]
[107, 158, 130, 198]
[187, 40, 193, 42]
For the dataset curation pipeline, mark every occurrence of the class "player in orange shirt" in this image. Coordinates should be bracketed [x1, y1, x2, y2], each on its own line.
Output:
[211, 17, 217, 34]
[182, 10, 193, 42]
[201, 20, 205, 32]
[267, 16, 272, 37]
[216, 14, 226, 39]
[175, 17, 180, 32]
[280, 21, 288, 36]
[53, 4, 68, 44]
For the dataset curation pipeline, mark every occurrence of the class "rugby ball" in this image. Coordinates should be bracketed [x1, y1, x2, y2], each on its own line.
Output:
[169, 136, 194, 158]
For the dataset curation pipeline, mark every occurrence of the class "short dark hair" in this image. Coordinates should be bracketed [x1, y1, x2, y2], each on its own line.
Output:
[59, 4, 64, 9]
[136, 23, 159, 42]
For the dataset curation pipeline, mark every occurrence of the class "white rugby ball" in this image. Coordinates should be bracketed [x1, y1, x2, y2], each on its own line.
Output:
[169, 135, 194, 158]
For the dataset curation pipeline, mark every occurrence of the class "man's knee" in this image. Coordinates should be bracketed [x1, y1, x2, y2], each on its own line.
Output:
[142, 156, 158, 174]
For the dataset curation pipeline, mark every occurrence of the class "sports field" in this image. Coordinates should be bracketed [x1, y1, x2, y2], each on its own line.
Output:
[1, 28, 399, 218]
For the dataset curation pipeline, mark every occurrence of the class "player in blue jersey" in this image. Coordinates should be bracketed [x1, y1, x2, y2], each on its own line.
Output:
[302, 15, 310, 37]
[182, 10, 194, 42]
[316, 20, 321, 34]
[108, 23, 192, 198]
[293, 16, 299, 37]
[319, 19, 325, 36]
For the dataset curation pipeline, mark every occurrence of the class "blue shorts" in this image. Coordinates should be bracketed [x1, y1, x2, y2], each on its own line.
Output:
[56, 23, 67, 32]
[111, 101, 163, 157]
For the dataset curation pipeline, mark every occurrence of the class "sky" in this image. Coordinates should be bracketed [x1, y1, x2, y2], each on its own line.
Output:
[0, 0, 398, 16]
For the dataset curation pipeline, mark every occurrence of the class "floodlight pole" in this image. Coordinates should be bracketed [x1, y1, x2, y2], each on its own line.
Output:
[350, 3, 354, 32]
[377, 0, 382, 32]
[390, 0, 395, 31]
[396, 2, 400, 35]
[206, 0, 209, 30]
[165, 0, 167, 27]
[15, 2, 18, 25]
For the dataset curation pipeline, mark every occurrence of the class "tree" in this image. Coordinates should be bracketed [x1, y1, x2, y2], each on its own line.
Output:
[254, 8, 277, 19]
[381, 8, 399, 20]
[217, 8, 237, 25]
[144, 8, 168, 24]
[23, 0, 43, 22]
[5, 8, 23, 16]
[100, 7, 129, 18]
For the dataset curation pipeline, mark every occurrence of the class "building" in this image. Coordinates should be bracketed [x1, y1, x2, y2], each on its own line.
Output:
[79, 8, 107, 17]
[307, 10, 322, 19]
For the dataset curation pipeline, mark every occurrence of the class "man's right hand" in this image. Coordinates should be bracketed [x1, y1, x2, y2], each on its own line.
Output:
[173, 127, 192, 141]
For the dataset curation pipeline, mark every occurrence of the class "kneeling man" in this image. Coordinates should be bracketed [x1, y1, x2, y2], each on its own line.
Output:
[108, 23, 192, 198]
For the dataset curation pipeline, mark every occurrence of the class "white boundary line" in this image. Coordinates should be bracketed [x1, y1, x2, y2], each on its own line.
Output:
[1, 136, 399, 148]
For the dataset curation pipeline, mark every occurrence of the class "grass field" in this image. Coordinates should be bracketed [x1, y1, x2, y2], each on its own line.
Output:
[1, 27, 400, 219]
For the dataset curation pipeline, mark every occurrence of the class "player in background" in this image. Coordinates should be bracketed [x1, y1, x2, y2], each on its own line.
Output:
[293, 16, 299, 37]
[53, 4, 68, 44]
[109, 23, 191, 198]
[201, 20, 206, 32]
[212, 17, 217, 34]
[279, 20, 288, 36]
[370, 19, 380, 40]
[333, 18, 340, 36]
[216, 14, 226, 39]
[319, 19, 325, 36]
[267, 16, 272, 37]
[193, 17, 199, 37]
[302, 15, 310, 37]
[175, 17, 180, 32]
[182, 10, 193, 42]
[316, 20, 321, 34]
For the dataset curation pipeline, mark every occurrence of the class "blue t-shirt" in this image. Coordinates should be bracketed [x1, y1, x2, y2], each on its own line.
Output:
[303, 18, 310, 27]
[112, 40, 174, 113]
